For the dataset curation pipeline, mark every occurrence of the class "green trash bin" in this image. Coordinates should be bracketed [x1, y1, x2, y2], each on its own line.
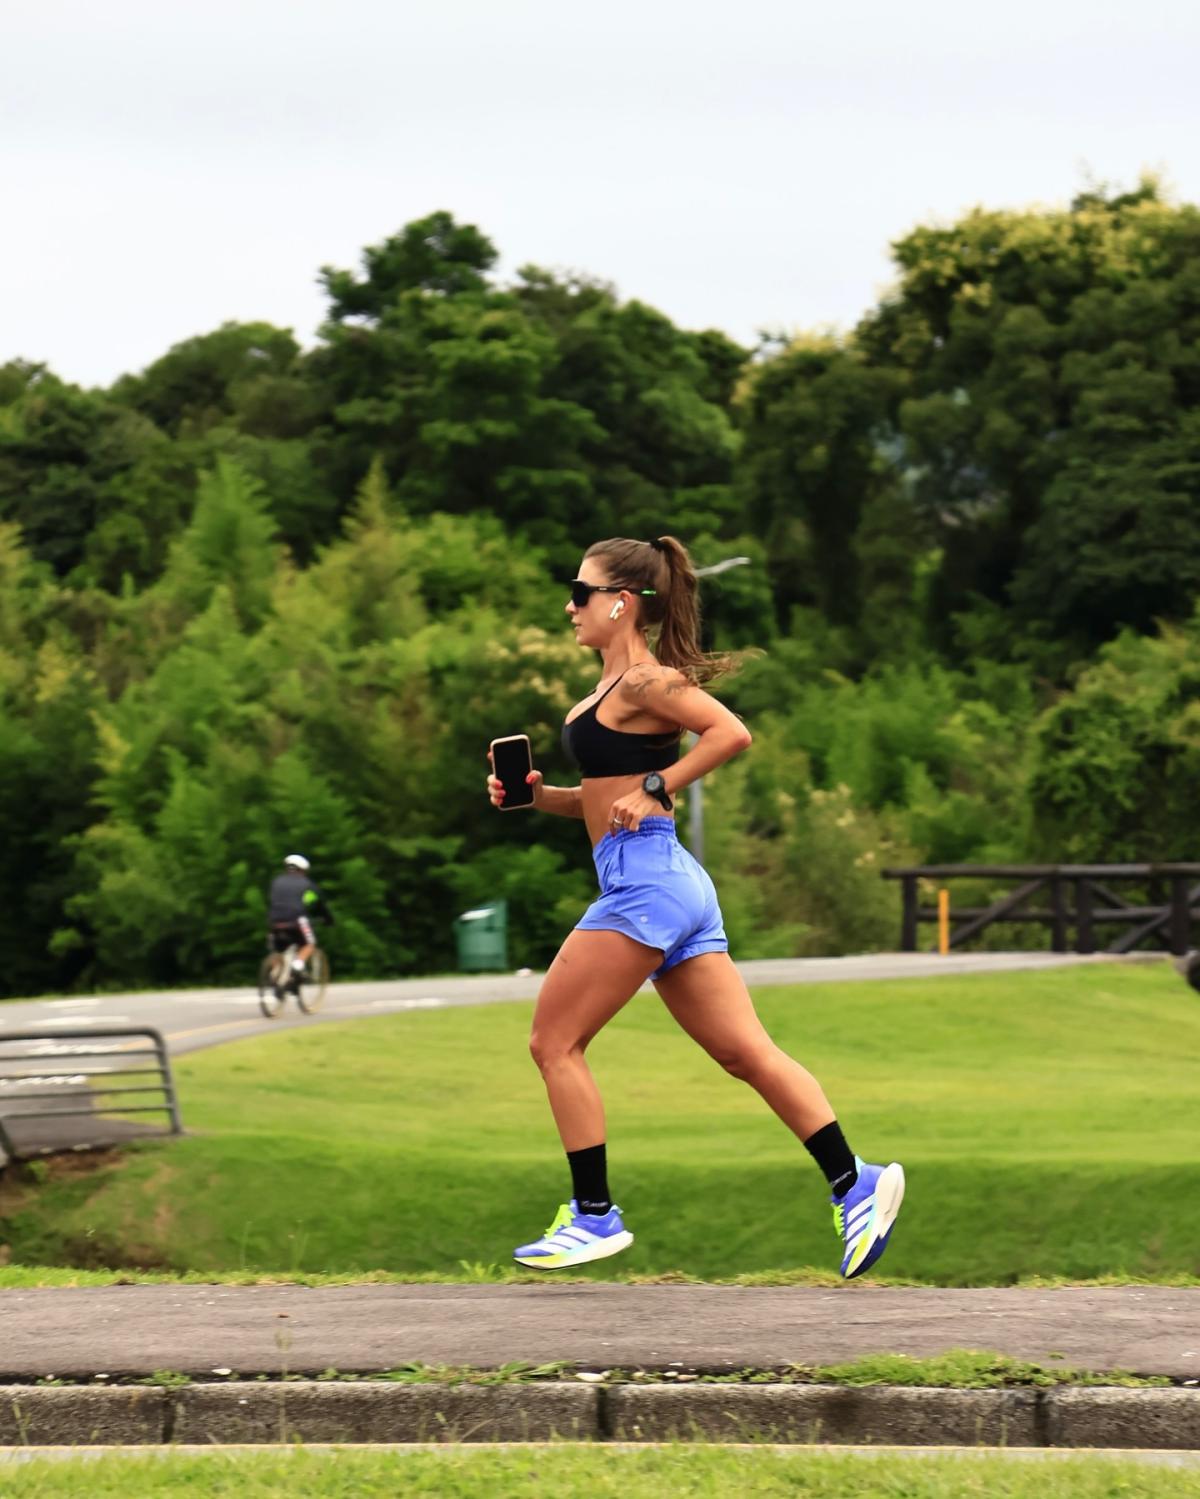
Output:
[454, 900, 508, 972]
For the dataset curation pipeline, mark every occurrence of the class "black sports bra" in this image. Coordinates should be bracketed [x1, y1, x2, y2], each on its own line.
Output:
[562, 671, 681, 779]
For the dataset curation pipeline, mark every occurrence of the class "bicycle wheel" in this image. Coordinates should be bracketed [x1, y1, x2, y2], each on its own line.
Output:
[297, 947, 329, 1013]
[258, 952, 286, 1018]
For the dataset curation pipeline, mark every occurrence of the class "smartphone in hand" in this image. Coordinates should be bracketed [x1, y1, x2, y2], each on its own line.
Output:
[490, 735, 535, 809]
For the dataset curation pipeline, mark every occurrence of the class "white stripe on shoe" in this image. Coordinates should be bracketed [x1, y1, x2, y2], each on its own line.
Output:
[515, 1229, 634, 1269]
[547, 1228, 598, 1250]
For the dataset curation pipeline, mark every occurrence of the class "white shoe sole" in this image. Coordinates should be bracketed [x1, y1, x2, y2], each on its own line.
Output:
[844, 1162, 905, 1278]
[874, 1162, 905, 1238]
[514, 1230, 634, 1270]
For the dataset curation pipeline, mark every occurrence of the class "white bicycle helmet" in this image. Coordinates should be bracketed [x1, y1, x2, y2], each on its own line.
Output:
[283, 853, 311, 871]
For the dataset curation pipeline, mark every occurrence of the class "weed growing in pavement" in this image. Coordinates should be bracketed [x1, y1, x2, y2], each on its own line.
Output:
[0, 1352, 1175, 1390]
[375, 1360, 574, 1385]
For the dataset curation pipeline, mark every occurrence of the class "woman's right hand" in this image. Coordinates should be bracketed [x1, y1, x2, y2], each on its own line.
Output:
[486, 753, 544, 809]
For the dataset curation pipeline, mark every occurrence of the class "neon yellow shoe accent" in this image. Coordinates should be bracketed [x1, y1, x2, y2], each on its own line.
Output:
[513, 1201, 634, 1269]
[844, 1208, 877, 1276]
[543, 1203, 574, 1238]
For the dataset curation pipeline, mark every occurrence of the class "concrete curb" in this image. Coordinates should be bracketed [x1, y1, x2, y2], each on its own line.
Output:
[0, 1387, 166, 1446]
[0, 1383, 1197, 1448]
[606, 1385, 1041, 1446]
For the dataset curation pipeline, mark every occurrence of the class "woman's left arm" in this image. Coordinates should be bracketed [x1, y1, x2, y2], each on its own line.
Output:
[648, 675, 752, 796]
[606, 669, 751, 832]
[616, 664, 752, 796]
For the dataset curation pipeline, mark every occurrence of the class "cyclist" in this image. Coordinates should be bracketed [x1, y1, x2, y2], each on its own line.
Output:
[266, 854, 334, 994]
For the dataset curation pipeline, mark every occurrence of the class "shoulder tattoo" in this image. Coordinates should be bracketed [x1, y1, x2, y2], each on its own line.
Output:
[625, 663, 662, 697]
[625, 664, 690, 699]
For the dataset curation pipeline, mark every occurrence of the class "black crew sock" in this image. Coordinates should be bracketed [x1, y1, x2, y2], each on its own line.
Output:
[566, 1143, 611, 1215]
[804, 1121, 858, 1198]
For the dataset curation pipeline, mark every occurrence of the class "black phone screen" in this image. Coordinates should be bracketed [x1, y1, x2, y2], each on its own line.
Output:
[491, 736, 535, 808]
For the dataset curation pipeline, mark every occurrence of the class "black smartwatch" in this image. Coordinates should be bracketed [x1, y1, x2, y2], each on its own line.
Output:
[642, 772, 673, 811]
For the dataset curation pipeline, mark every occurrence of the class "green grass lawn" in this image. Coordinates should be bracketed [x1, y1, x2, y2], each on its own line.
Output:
[1, 964, 1198, 1285]
[0, 1447, 1195, 1499]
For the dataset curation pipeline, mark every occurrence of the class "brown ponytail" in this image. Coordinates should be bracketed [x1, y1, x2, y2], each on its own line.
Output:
[583, 535, 739, 685]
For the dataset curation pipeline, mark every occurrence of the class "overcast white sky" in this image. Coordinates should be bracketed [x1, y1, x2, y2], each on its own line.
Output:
[3, 0, 1197, 388]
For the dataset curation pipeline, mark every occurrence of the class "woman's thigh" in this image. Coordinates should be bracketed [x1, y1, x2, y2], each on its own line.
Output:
[652, 951, 774, 1066]
[532, 927, 663, 1053]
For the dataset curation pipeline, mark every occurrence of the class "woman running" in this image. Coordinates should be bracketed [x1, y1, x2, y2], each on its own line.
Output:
[487, 536, 904, 1278]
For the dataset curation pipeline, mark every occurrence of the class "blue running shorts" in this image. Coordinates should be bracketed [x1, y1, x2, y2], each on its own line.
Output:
[575, 816, 728, 979]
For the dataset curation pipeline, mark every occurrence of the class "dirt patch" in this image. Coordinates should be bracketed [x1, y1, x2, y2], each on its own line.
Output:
[53, 1230, 175, 1272]
[0, 1149, 178, 1272]
[65, 1157, 179, 1271]
[0, 1149, 124, 1217]
[41, 1148, 127, 1181]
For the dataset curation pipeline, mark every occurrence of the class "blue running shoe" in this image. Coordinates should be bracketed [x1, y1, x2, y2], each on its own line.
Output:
[832, 1158, 905, 1279]
[513, 1199, 634, 1270]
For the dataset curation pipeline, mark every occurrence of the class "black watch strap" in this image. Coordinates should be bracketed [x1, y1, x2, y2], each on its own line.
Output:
[643, 773, 673, 811]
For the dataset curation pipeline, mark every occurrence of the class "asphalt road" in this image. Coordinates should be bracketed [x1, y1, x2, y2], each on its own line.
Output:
[0, 1284, 1195, 1381]
[0, 951, 1164, 1059]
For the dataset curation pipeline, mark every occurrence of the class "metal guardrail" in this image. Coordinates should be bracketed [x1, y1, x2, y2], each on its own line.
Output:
[881, 864, 1200, 955]
[0, 1027, 182, 1166]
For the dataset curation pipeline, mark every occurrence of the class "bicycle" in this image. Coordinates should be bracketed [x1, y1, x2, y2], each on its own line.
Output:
[257, 941, 330, 1019]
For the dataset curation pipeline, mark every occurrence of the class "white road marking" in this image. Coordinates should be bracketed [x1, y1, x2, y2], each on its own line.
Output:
[35, 1016, 133, 1027]
[20, 1042, 131, 1056]
[45, 998, 101, 1008]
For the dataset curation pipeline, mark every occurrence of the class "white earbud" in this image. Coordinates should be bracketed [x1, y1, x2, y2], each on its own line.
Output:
[609, 600, 625, 620]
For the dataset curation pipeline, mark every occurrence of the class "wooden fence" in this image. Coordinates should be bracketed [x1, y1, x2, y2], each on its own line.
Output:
[880, 864, 1200, 955]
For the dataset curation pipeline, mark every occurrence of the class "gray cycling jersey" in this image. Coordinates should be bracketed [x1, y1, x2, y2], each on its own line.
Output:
[268, 871, 332, 925]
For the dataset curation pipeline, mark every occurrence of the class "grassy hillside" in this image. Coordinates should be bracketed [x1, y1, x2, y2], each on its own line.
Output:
[2, 964, 1197, 1284]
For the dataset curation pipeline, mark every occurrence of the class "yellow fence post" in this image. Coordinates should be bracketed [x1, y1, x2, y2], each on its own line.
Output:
[937, 888, 950, 955]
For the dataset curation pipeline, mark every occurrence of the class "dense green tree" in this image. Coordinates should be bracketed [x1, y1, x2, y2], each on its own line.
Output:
[310, 282, 599, 550]
[548, 296, 741, 547]
[733, 179, 1200, 666]
[1009, 410, 1200, 656]
[1027, 612, 1200, 861]
[860, 178, 1200, 659]
[735, 337, 904, 638]
[0, 367, 166, 577]
[0, 527, 100, 992]
[321, 211, 498, 317]
[310, 227, 745, 568]
[155, 457, 285, 630]
[112, 322, 309, 438]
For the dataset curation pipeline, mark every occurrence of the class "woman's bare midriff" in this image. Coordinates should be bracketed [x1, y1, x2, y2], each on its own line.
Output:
[581, 775, 675, 845]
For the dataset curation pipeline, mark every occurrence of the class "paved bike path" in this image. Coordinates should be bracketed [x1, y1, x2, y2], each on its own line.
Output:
[0, 951, 1166, 1060]
[0, 1285, 1195, 1381]
[0, 953, 1168, 1166]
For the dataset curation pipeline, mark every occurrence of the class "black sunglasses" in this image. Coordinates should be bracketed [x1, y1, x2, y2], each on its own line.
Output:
[569, 579, 657, 609]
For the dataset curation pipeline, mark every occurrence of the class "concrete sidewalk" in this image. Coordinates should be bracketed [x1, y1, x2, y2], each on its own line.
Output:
[1, 1284, 1196, 1381]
